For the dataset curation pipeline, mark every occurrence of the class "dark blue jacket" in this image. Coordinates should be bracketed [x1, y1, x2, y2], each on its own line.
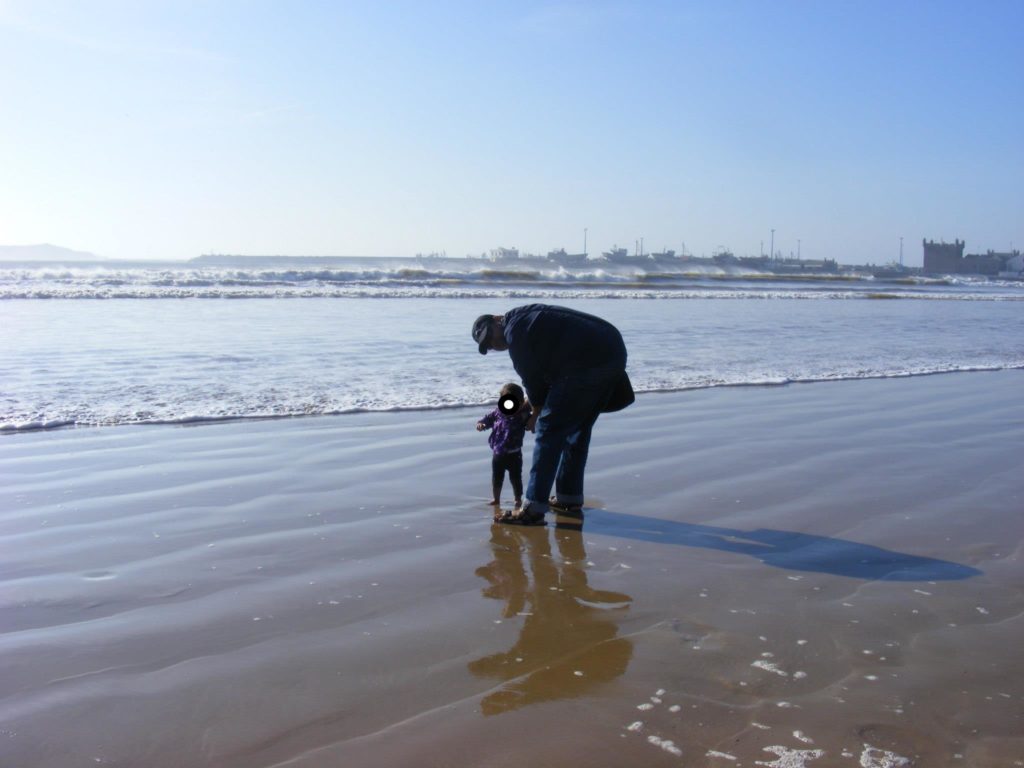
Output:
[502, 304, 627, 411]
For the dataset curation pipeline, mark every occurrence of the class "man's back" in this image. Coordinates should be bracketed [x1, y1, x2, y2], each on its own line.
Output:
[504, 304, 626, 384]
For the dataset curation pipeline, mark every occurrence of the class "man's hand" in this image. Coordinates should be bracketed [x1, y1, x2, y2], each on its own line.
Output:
[526, 412, 538, 433]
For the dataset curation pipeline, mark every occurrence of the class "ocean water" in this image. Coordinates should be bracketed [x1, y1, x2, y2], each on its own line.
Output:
[2, 258, 1022, 431]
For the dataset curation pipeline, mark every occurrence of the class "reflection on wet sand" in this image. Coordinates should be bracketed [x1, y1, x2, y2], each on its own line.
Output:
[470, 525, 633, 715]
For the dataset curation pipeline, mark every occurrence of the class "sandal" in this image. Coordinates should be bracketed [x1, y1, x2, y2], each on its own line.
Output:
[494, 507, 546, 526]
[548, 497, 584, 519]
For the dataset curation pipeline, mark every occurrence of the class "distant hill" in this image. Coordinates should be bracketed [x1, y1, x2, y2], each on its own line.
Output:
[0, 243, 104, 262]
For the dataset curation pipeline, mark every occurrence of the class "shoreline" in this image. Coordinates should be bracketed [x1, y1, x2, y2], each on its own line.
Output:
[4, 364, 1024, 435]
[1, 370, 1022, 766]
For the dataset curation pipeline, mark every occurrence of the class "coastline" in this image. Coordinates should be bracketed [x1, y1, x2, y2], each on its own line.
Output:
[1, 371, 1022, 767]
[4, 364, 1023, 435]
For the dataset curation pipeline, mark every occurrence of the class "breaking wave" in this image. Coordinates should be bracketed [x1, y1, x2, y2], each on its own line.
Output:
[1, 258, 1022, 301]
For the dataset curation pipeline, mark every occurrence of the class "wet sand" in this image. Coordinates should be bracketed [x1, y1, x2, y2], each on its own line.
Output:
[1, 371, 1022, 767]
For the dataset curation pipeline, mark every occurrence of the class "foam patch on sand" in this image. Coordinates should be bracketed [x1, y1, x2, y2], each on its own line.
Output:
[647, 735, 683, 757]
[755, 745, 825, 767]
[707, 750, 738, 760]
[625, 689, 688, 759]
[752, 659, 789, 676]
[859, 745, 910, 767]
[624, 681, 916, 768]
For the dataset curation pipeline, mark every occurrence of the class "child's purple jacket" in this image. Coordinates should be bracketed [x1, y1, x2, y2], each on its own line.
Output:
[478, 408, 530, 455]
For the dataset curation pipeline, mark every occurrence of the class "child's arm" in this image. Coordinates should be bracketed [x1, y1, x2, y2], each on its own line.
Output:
[477, 411, 496, 431]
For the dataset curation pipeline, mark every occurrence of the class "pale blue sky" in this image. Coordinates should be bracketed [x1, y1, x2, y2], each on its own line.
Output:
[1, 1, 1021, 264]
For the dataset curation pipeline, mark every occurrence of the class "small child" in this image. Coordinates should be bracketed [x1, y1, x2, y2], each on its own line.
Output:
[476, 382, 532, 510]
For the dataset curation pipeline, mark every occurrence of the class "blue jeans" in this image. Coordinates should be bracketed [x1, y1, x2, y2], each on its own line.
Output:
[525, 366, 623, 513]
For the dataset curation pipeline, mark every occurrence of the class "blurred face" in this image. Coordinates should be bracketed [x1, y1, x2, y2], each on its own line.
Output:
[499, 385, 524, 414]
[488, 316, 508, 351]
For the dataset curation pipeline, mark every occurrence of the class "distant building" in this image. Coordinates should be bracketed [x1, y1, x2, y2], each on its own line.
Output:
[962, 250, 1005, 276]
[923, 239, 1020, 275]
[547, 248, 589, 266]
[999, 251, 1023, 277]
[489, 247, 520, 261]
[922, 239, 965, 273]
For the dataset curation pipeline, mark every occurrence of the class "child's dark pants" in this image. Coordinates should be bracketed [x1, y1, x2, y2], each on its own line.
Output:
[491, 451, 524, 500]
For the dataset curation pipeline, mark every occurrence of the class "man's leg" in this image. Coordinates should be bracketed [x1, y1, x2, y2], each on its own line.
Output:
[524, 373, 610, 514]
[551, 367, 622, 507]
[523, 406, 572, 516]
[554, 409, 600, 506]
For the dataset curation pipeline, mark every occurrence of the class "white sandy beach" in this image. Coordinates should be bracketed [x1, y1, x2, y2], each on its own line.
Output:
[1, 371, 1022, 767]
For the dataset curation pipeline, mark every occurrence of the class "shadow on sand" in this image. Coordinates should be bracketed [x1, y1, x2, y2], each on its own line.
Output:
[577, 509, 981, 582]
